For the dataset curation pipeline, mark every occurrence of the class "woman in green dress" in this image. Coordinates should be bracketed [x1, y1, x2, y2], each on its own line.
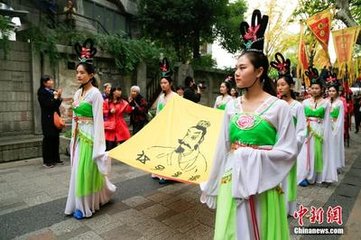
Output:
[201, 10, 298, 239]
[65, 39, 116, 219]
[214, 81, 233, 110]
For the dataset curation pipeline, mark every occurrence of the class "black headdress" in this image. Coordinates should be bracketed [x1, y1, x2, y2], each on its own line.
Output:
[240, 9, 269, 53]
[74, 39, 97, 64]
[325, 71, 340, 90]
[159, 57, 173, 78]
[270, 52, 291, 77]
[305, 67, 323, 86]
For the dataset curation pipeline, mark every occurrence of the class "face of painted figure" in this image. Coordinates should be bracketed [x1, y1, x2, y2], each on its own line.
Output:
[175, 127, 204, 154]
[160, 78, 172, 92]
[277, 77, 291, 97]
[43, 79, 54, 89]
[76, 65, 93, 85]
[234, 54, 263, 89]
[311, 84, 322, 98]
[328, 87, 338, 99]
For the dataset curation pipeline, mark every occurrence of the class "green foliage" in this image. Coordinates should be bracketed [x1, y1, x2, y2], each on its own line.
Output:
[23, 27, 61, 68]
[294, 0, 361, 24]
[214, 0, 247, 54]
[21, 21, 176, 75]
[0, 15, 13, 59]
[293, 0, 334, 19]
[269, 67, 280, 80]
[191, 54, 217, 70]
[138, 0, 236, 62]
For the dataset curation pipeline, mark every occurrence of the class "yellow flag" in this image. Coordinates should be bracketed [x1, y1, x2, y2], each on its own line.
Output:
[332, 26, 360, 83]
[332, 26, 360, 64]
[109, 95, 224, 184]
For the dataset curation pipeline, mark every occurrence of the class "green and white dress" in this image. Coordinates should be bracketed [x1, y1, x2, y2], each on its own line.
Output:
[214, 95, 233, 110]
[65, 87, 116, 218]
[201, 96, 298, 240]
[297, 98, 336, 184]
[156, 91, 177, 114]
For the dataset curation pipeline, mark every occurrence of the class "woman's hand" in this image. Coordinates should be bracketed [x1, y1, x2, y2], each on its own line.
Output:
[54, 89, 62, 99]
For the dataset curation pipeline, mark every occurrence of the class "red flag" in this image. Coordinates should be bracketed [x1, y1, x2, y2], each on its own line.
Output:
[306, 9, 332, 53]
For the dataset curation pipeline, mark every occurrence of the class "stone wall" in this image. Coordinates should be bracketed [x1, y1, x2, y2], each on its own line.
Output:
[0, 41, 33, 137]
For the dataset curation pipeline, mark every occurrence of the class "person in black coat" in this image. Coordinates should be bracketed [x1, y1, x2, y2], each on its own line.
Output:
[183, 76, 201, 103]
[37, 75, 63, 168]
[128, 85, 148, 135]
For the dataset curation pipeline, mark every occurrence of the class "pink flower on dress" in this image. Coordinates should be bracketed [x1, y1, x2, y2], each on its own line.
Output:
[237, 115, 255, 129]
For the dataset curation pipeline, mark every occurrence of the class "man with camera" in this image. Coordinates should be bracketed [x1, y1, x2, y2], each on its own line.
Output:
[183, 76, 202, 103]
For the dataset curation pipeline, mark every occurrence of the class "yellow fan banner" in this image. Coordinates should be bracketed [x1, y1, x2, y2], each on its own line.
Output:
[109, 95, 224, 184]
[332, 26, 360, 64]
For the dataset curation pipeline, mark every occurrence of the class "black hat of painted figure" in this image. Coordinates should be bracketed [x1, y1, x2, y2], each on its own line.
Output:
[240, 9, 269, 53]
[74, 38, 97, 64]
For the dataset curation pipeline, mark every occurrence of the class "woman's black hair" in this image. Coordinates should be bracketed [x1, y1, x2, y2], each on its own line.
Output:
[76, 62, 98, 88]
[221, 81, 231, 95]
[327, 84, 340, 103]
[161, 76, 173, 84]
[109, 87, 123, 101]
[277, 75, 296, 99]
[176, 86, 184, 91]
[241, 51, 276, 96]
[327, 84, 339, 93]
[39, 75, 52, 89]
[37, 75, 53, 96]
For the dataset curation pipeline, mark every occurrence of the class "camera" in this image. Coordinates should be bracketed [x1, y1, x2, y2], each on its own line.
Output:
[197, 81, 207, 90]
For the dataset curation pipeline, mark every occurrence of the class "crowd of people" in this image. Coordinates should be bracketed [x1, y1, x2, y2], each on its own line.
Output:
[35, 9, 361, 238]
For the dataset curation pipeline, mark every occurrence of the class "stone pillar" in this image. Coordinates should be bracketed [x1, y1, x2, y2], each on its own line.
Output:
[31, 43, 42, 135]
[176, 63, 193, 87]
[136, 61, 147, 96]
[76, 0, 85, 15]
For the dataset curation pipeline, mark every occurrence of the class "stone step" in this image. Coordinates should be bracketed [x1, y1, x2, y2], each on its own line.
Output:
[0, 135, 43, 163]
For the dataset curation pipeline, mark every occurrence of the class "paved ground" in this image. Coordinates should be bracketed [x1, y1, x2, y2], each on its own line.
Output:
[1, 132, 361, 240]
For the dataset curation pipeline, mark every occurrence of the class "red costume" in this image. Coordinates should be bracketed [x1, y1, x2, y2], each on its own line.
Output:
[103, 99, 132, 143]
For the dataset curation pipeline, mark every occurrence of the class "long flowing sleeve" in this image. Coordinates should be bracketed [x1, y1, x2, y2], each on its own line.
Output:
[332, 101, 344, 136]
[321, 101, 338, 182]
[231, 101, 298, 199]
[69, 90, 80, 162]
[200, 101, 231, 208]
[91, 90, 111, 175]
[295, 103, 307, 152]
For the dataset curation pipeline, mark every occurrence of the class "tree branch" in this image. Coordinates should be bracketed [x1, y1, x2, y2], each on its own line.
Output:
[335, 0, 361, 44]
